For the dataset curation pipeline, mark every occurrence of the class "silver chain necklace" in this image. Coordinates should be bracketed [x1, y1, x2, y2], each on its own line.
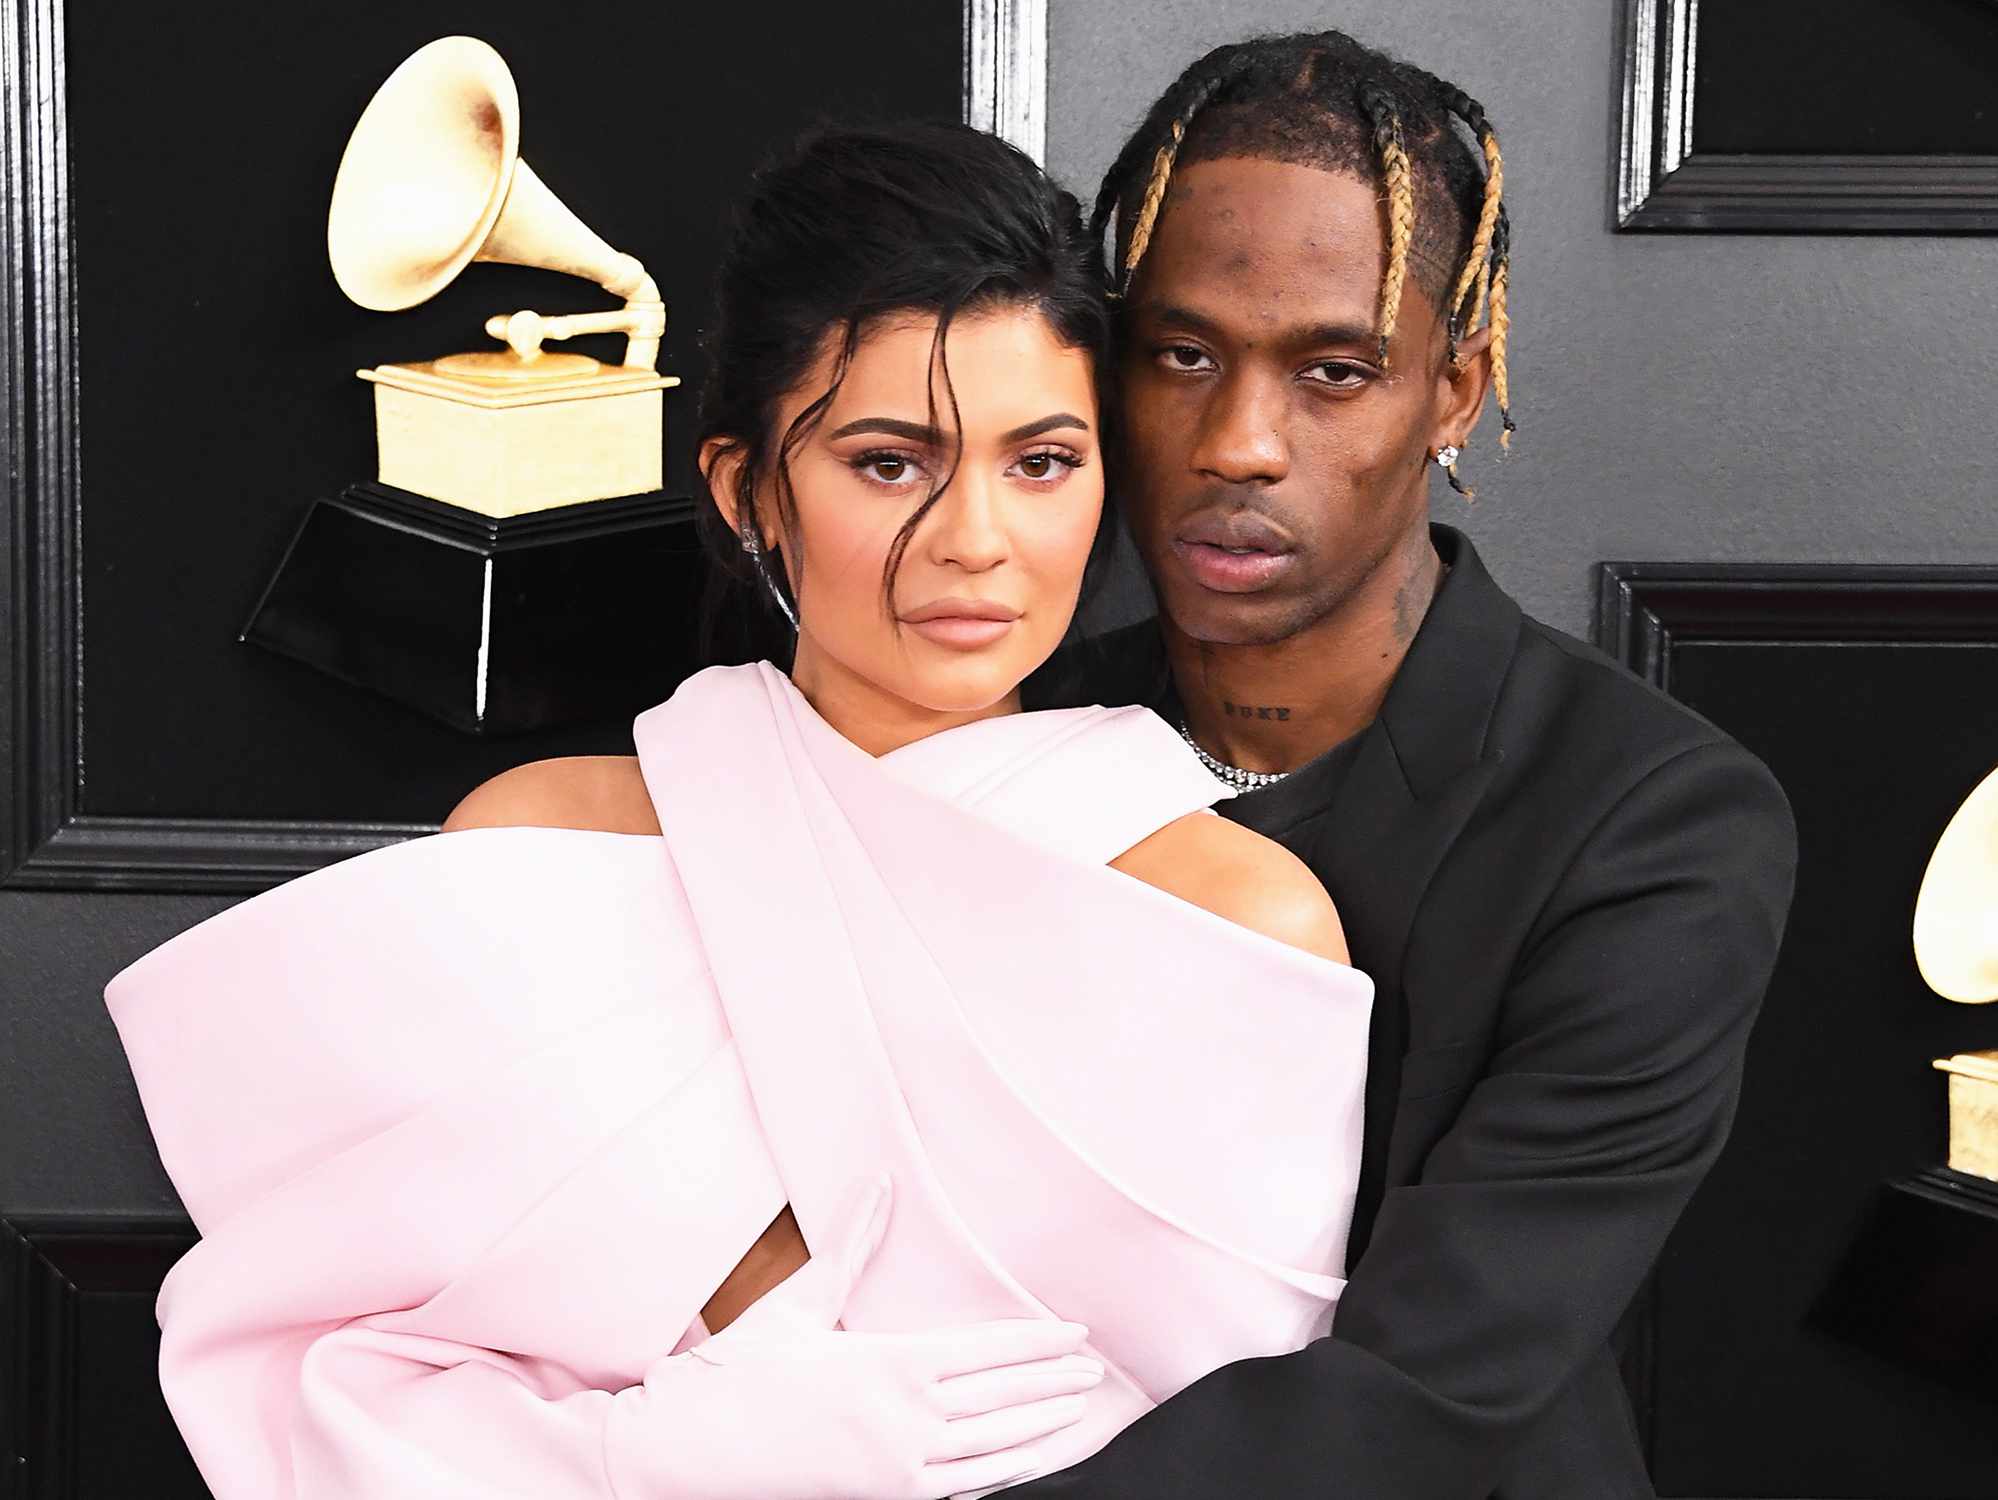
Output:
[1177, 721, 1292, 792]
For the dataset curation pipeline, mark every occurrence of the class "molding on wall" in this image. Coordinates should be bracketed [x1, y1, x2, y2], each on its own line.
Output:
[962, 0, 1047, 164]
[1596, 560, 1998, 687]
[3, 0, 82, 890]
[1615, 0, 1998, 232]
[2, 1213, 205, 1498]
[2, 0, 424, 894]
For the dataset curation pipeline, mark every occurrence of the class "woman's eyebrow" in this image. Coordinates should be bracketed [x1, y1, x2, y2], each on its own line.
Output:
[824, 414, 1091, 444]
[826, 417, 941, 442]
[1001, 413, 1090, 443]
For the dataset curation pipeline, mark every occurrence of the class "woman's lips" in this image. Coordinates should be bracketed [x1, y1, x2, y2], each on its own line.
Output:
[1170, 538, 1295, 593]
[905, 615, 1018, 648]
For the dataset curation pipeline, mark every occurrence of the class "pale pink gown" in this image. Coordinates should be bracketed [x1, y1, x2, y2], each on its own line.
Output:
[105, 661, 1373, 1498]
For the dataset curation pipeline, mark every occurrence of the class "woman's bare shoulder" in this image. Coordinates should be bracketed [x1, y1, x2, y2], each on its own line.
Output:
[1109, 812, 1349, 965]
[439, 755, 661, 836]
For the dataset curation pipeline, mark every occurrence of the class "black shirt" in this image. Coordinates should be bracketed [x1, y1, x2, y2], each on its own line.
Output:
[1211, 726, 1366, 844]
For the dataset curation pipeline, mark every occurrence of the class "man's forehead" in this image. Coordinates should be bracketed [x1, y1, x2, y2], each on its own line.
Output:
[1137, 157, 1385, 296]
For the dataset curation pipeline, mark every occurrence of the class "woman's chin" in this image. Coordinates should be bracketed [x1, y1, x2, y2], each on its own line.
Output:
[894, 647, 1039, 716]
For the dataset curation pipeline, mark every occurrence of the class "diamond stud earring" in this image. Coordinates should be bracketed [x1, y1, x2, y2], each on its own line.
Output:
[1435, 444, 1462, 468]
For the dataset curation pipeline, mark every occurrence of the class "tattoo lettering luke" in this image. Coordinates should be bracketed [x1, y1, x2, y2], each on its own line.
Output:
[1222, 701, 1292, 721]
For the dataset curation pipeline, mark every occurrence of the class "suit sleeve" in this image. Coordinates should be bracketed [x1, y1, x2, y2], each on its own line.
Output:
[1008, 739, 1798, 1499]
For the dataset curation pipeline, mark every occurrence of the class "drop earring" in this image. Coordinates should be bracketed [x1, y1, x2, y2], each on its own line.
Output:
[1434, 443, 1475, 502]
[740, 527, 800, 630]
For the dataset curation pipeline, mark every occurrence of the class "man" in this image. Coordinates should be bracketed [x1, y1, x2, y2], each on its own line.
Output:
[1019, 29, 1797, 1500]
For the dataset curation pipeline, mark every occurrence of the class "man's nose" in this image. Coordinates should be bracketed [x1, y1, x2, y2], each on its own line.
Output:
[1188, 372, 1290, 485]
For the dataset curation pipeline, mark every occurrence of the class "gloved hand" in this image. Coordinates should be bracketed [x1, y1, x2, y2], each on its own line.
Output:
[602, 1174, 1103, 1499]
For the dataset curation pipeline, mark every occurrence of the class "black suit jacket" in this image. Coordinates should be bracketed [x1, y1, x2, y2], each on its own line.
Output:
[1014, 524, 1798, 1500]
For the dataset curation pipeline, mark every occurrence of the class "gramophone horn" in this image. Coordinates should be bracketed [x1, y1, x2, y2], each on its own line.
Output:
[327, 36, 644, 313]
[1913, 762, 1998, 1004]
[328, 36, 517, 311]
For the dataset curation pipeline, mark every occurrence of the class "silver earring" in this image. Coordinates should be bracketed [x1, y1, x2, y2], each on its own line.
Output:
[739, 527, 800, 631]
[1434, 444, 1461, 468]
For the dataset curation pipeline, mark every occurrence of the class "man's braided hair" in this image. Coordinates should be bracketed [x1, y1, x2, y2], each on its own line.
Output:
[1097, 31, 1514, 496]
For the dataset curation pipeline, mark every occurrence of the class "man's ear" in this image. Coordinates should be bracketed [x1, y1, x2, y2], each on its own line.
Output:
[699, 436, 759, 543]
[1434, 323, 1494, 453]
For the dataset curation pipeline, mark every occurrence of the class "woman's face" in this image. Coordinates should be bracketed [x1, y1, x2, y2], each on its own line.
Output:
[718, 304, 1104, 746]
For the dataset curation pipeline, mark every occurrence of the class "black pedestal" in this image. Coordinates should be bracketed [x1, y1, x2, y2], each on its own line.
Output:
[242, 482, 709, 735]
[1814, 1166, 1998, 1396]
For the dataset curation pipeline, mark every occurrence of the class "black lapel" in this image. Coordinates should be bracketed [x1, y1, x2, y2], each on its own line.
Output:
[1310, 524, 1520, 1257]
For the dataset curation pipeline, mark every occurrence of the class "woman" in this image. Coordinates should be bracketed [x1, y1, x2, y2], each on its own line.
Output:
[105, 121, 1373, 1499]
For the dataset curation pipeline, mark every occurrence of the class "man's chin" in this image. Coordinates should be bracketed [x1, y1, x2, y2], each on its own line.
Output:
[1157, 584, 1316, 648]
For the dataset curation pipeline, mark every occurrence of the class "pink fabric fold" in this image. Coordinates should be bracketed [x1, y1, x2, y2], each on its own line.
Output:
[105, 662, 1373, 1498]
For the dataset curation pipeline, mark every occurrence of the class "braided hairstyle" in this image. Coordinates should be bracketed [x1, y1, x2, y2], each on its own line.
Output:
[1097, 32, 1516, 497]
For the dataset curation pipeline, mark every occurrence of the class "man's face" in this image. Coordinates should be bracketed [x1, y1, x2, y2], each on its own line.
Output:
[1117, 157, 1468, 646]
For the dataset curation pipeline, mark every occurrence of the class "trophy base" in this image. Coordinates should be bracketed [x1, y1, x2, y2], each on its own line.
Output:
[1814, 1166, 1998, 1396]
[241, 481, 707, 735]
[359, 359, 681, 516]
[1936, 1051, 1998, 1182]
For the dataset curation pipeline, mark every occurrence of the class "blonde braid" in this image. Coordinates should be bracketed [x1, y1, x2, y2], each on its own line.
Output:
[1121, 119, 1185, 292]
[1490, 266, 1513, 453]
[1359, 85, 1415, 368]
[1445, 454, 1476, 503]
[1449, 128, 1503, 328]
[1489, 207, 1515, 452]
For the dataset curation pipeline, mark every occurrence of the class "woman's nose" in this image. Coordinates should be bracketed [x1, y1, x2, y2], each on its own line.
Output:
[925, 469, 1010, 573]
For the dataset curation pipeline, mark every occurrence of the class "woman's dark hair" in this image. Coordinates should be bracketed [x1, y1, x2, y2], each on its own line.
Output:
[695, 119, 1112, 652]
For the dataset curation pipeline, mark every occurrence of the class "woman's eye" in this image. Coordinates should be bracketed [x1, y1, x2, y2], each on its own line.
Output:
[1305, 361, 1369, 389]
[1157, 344, 1216, 373]
[1010, 448, 1082, 484]
[853, 451, 923, 487]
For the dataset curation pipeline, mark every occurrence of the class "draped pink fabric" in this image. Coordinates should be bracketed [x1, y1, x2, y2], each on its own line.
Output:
[105, 662, 1373, 1498]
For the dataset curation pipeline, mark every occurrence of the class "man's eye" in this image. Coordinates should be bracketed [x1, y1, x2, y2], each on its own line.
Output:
[1306, 361, 1368, 388]
[1158, 345, 1215, 373]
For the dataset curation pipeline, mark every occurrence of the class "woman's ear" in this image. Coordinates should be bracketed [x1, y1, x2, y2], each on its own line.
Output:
[699, 436, 756, 541]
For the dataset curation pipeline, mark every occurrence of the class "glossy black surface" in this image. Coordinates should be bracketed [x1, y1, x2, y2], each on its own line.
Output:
[243, 483, 708, 736]
[1815, 1167, 1998, 1397]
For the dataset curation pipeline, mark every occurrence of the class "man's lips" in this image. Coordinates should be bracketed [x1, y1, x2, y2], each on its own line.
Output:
[1170, 510, 1296, 594]
[1176, 510, 1293, 553]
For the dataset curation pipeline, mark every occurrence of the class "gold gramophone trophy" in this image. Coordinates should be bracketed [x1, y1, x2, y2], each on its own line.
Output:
[1808, 762, 1998, 1388]
[331, 35, 675, 514]
[241, 36, 701, 734]
[1914, 764, 1998, 1182]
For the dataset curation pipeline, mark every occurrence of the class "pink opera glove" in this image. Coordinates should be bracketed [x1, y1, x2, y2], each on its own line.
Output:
[602, 1176, 1104, 1499]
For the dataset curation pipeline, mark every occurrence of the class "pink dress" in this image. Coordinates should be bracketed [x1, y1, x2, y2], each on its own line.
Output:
[105, 661, 1373, 1498]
